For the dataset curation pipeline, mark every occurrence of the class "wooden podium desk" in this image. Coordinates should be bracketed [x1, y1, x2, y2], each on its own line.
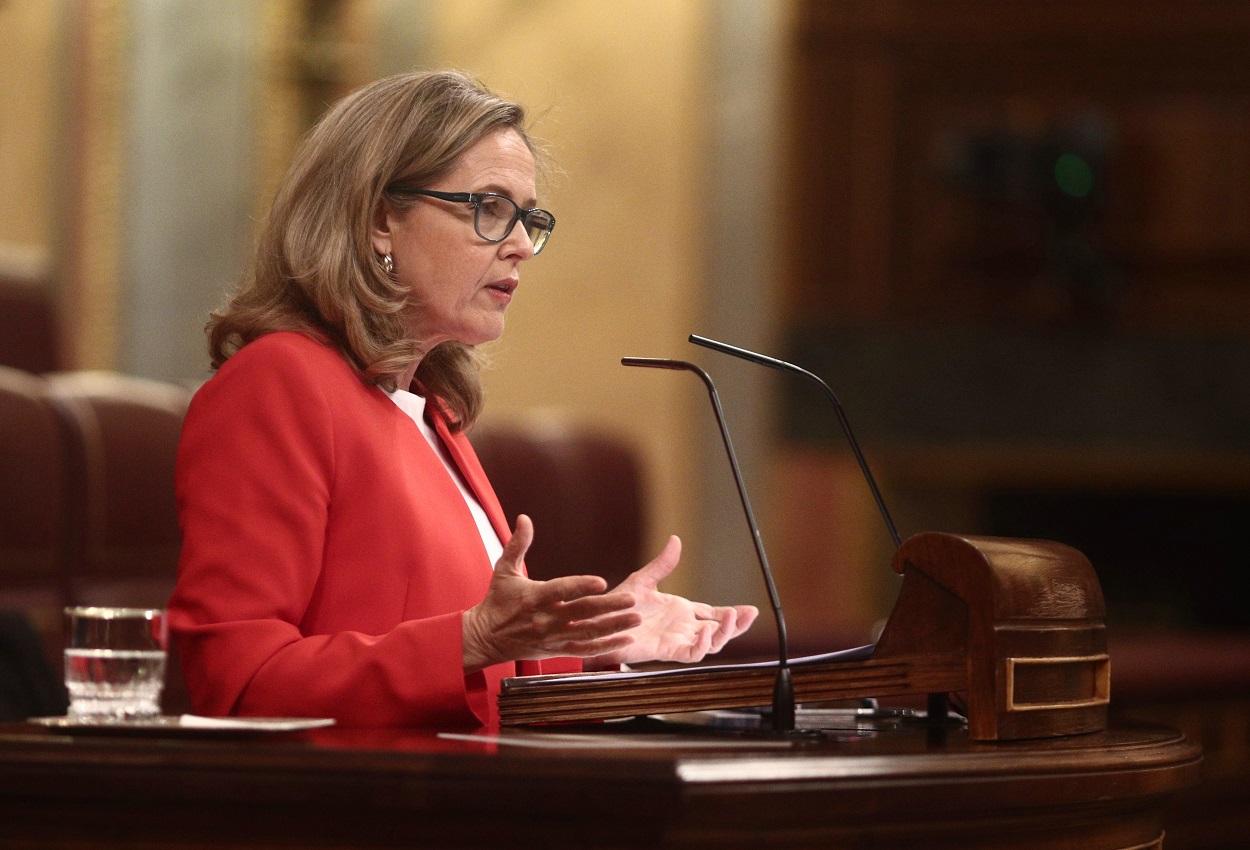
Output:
[0, 719, 1199, 850]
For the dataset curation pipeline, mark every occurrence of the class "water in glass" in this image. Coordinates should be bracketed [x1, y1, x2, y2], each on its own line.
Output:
[63, 607, 167, 719]
[64, 648, 166, 718]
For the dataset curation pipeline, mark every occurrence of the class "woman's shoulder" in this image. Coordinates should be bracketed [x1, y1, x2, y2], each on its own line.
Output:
[216, 331, 358, 384]
[195, 331, 365, 410]
[226, 330, 343, 368]
[179, 334, 351, 483]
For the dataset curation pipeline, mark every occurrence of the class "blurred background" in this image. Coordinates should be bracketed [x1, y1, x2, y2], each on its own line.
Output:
[7, 0, 1249, 634]
[3, 2, 1250, 826]
[7, 0, 1250, 630]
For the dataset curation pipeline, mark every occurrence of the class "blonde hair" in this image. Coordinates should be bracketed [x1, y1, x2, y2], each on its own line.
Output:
[208, 70, 534, 428]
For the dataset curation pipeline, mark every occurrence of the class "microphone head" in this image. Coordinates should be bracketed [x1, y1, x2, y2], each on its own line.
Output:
[689, 333, 792, 370]
[622, 356, 695, 372]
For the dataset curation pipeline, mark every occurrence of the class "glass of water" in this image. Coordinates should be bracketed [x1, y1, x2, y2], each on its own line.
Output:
[64, 607, 168, 720]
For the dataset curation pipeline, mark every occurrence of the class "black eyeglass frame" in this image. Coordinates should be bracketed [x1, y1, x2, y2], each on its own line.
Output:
[385, 187, 556, 254]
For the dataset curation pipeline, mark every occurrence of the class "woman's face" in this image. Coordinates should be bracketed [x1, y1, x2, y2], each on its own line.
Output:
[372, 128, 539, 351]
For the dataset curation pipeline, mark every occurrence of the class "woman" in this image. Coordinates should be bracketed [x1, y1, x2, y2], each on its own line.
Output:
[168, 70, 758, 727]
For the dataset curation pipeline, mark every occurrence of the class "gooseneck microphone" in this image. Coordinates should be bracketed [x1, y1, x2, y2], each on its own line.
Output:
[621, 357, 796, 733]
[688, 334, 903, 550]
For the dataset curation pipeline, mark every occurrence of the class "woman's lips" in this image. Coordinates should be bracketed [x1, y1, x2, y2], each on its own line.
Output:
[486, 278, 518, 302]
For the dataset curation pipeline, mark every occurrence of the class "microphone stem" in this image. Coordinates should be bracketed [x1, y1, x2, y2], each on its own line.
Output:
[622, 356, 796, 732]
[700, 379, 789, 665]
[698, 376, 795, 733]
[809, 374, 902, 549]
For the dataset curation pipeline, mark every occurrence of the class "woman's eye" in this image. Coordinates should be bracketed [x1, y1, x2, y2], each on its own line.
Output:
[478, 197, 511, 221]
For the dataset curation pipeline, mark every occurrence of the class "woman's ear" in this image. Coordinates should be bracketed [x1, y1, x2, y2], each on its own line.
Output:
[371, 199, 395, 257]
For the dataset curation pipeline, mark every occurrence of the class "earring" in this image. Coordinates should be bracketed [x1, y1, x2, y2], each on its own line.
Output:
[381, 253, 394, 275]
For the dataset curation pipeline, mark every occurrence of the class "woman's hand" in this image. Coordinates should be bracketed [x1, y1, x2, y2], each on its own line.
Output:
[462, 515, 642, 671]
[585, 536, 759, 669]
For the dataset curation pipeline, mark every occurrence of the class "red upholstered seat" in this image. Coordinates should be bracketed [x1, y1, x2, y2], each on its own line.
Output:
[0, 276, 61, 374]
[44, 372, 191, 713]
[0, 366, 68, 666]
[470, 418, 644, 588]
[44, 372, 190, 609]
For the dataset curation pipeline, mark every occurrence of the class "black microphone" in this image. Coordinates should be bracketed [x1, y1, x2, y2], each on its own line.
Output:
[688, 334, 903, 549]
[621, 356, 796, 733]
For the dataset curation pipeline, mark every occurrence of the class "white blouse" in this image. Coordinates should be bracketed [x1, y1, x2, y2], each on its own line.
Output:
[387, 389, 504, 569]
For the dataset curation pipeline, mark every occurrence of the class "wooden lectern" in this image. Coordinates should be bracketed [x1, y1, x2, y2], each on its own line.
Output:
[501, 532, 1110, 741]
[877, 532, 1108, 739]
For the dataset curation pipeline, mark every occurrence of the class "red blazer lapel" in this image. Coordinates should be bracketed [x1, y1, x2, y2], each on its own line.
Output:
[426, 400, 512, 547]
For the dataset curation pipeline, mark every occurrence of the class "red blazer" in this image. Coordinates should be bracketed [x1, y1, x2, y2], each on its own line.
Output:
[168, 332, 579, 727]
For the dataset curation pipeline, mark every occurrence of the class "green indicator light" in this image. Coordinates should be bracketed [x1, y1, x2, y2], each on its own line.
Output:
[1054, 153, 1094, 198]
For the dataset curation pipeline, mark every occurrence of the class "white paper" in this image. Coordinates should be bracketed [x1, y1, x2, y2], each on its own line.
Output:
[177, 715, 336, 731]
[437, 731, 793, 750]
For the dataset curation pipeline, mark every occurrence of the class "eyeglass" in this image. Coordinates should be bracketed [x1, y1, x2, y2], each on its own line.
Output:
[386, 187, 556, 255]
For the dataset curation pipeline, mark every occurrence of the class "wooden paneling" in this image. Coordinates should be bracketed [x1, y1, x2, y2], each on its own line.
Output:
[787, 1, 1250, 330]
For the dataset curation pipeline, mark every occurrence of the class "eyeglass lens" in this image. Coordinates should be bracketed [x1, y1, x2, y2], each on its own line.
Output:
[474, 196, 553, 253]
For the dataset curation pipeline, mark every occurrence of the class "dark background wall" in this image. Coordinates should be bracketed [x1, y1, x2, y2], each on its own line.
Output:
[776, 1, 1250, 642]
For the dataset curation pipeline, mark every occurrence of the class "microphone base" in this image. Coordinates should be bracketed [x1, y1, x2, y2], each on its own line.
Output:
[752, 726, 829, 742]
[772, 665, 796, 733]
[642, 703, 957, 735]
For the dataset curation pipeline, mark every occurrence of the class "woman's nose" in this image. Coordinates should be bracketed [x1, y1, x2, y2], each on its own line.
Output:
[500, 219, 536, 261]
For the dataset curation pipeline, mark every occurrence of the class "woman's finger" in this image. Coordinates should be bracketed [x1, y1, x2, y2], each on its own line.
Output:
[493, 514, 534, 577]
[557, 591, 635, 622]
[691, 601, 718, 620]
[706, 606, 739, 655]
[537, 574, 609, 606]
[682, 620, 717, 663]
[732, 605, 759, 636]
[561, 610, 641, 642]
[626, 535, 682, 589]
